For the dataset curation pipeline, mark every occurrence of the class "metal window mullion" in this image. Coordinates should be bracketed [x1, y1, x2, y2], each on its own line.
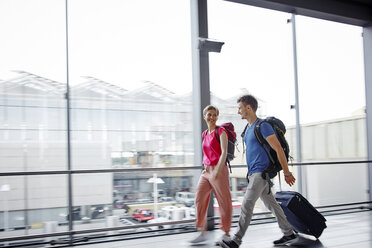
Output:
[290, 14, 305, 196]
[64, 0, 74, 244]
[190, 0, 214, 230]
[363, 26, 372, 202]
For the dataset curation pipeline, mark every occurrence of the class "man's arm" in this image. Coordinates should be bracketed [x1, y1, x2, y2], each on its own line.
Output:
[265, 134, 295, 186]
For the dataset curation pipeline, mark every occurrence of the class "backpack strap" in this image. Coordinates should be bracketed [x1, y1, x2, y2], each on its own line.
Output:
[254, 119, 275, 164]
[214, 126, 221, 143]
[254, 119, 278, 194]
[241, 123, 249, 155]
[262, 172, 274, 194]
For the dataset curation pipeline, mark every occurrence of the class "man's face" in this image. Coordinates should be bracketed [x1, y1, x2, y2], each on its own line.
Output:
[238, 102, 248, 119]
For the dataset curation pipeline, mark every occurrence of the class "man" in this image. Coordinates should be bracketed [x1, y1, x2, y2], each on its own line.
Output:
[222, 95, 298, 248]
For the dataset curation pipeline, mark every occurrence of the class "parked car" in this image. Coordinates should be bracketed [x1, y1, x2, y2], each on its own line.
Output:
[113, 200, 126, 209]
[175, 192, 195, 207]
[151, 189, 166, 199]
[91, 205, 106, 219]
[160, 196, 176, 203]
[147, 217, 171, 230]
[132, 208, 154, 222]
[66, 207, 81, 221]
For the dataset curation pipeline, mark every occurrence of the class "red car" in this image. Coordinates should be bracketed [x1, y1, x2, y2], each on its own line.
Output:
[132, 208, 154, 222]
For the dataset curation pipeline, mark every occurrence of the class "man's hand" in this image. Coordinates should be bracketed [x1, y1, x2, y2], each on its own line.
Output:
[284, 172, 295, 186]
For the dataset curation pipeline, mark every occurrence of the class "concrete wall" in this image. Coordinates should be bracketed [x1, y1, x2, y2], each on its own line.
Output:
[286, 116, 369, 205]
[0, 142, 112, 212]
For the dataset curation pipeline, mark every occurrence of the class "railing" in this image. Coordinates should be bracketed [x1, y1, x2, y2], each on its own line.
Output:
[0, 160, 371, 247]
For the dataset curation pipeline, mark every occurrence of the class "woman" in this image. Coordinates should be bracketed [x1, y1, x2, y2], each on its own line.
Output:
[190, 105, 233, 245]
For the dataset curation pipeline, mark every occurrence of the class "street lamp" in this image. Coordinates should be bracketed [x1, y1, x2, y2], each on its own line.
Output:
[147, 173, 164, 219]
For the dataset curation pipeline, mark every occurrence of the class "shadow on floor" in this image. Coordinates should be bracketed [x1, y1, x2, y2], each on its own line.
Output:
[284, 234, 324, 248]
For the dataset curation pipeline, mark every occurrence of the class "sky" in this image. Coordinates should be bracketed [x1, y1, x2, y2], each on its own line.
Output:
[207, 1, 365, 125]
[0, 0, 366, 126]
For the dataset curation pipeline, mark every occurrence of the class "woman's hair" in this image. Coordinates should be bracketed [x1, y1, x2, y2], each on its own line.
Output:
[203, 105, 219, 116]
[237, 94, 258, 112]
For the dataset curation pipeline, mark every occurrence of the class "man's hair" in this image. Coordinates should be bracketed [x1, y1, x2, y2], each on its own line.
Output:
[203, 105, 219, 116]
[237, 94, 258, 112]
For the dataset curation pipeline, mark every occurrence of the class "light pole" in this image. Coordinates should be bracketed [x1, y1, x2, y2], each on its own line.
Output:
[147, 173, 164, 219]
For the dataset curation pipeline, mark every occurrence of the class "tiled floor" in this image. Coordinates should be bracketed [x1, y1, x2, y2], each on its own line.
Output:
[79, 210, 372, 248]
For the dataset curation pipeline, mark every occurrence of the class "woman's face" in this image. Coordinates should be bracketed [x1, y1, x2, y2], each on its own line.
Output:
[204, 109, 218, 126]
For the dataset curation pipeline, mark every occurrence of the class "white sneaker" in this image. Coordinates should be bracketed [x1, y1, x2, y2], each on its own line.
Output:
[215, 234, 231, 246]
[190, 233, 208, 244]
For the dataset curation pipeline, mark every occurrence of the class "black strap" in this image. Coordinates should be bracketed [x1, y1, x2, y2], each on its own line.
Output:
[214, 126, 220, 143]
[227, 161, 232, 173]
[241, 123, 249, 138]
[262, 172, 274, 195]
[254, 119, 275, 164]
[241, 123, 249, 154]
[255, 119, 280, 180]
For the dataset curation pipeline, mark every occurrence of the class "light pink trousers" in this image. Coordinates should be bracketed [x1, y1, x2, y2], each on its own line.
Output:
[195, 165, 232, 233]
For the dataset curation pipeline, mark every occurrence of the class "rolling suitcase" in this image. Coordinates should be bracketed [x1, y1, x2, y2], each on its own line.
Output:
[275, 191, 327, 238]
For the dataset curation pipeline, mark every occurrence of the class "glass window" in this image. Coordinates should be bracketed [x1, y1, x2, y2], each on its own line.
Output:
[208, 0, 295, 211]
[295, 16, 367, 205]
[208, 1, 367, 208]
[68, 0, 193, 170]
[0, 0, 67, 237]
[67, 0, 194, 231]
[1, 0, 195, 237]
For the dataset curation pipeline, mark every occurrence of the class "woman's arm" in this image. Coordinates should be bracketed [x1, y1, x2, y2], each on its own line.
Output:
[214, 129, 228, 178]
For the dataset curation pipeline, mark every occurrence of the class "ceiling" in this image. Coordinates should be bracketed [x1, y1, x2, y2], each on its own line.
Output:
[225, 0, 372, 27]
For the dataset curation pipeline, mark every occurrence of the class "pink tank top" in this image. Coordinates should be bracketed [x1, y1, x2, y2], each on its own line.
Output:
[202, 127, 226, 166]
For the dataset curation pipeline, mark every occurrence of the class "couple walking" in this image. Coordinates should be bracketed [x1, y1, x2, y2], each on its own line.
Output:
[190, 94, 298, 247]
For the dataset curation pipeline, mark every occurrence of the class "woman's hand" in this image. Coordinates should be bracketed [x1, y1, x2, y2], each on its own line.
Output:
[213, 167, 221, 180]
